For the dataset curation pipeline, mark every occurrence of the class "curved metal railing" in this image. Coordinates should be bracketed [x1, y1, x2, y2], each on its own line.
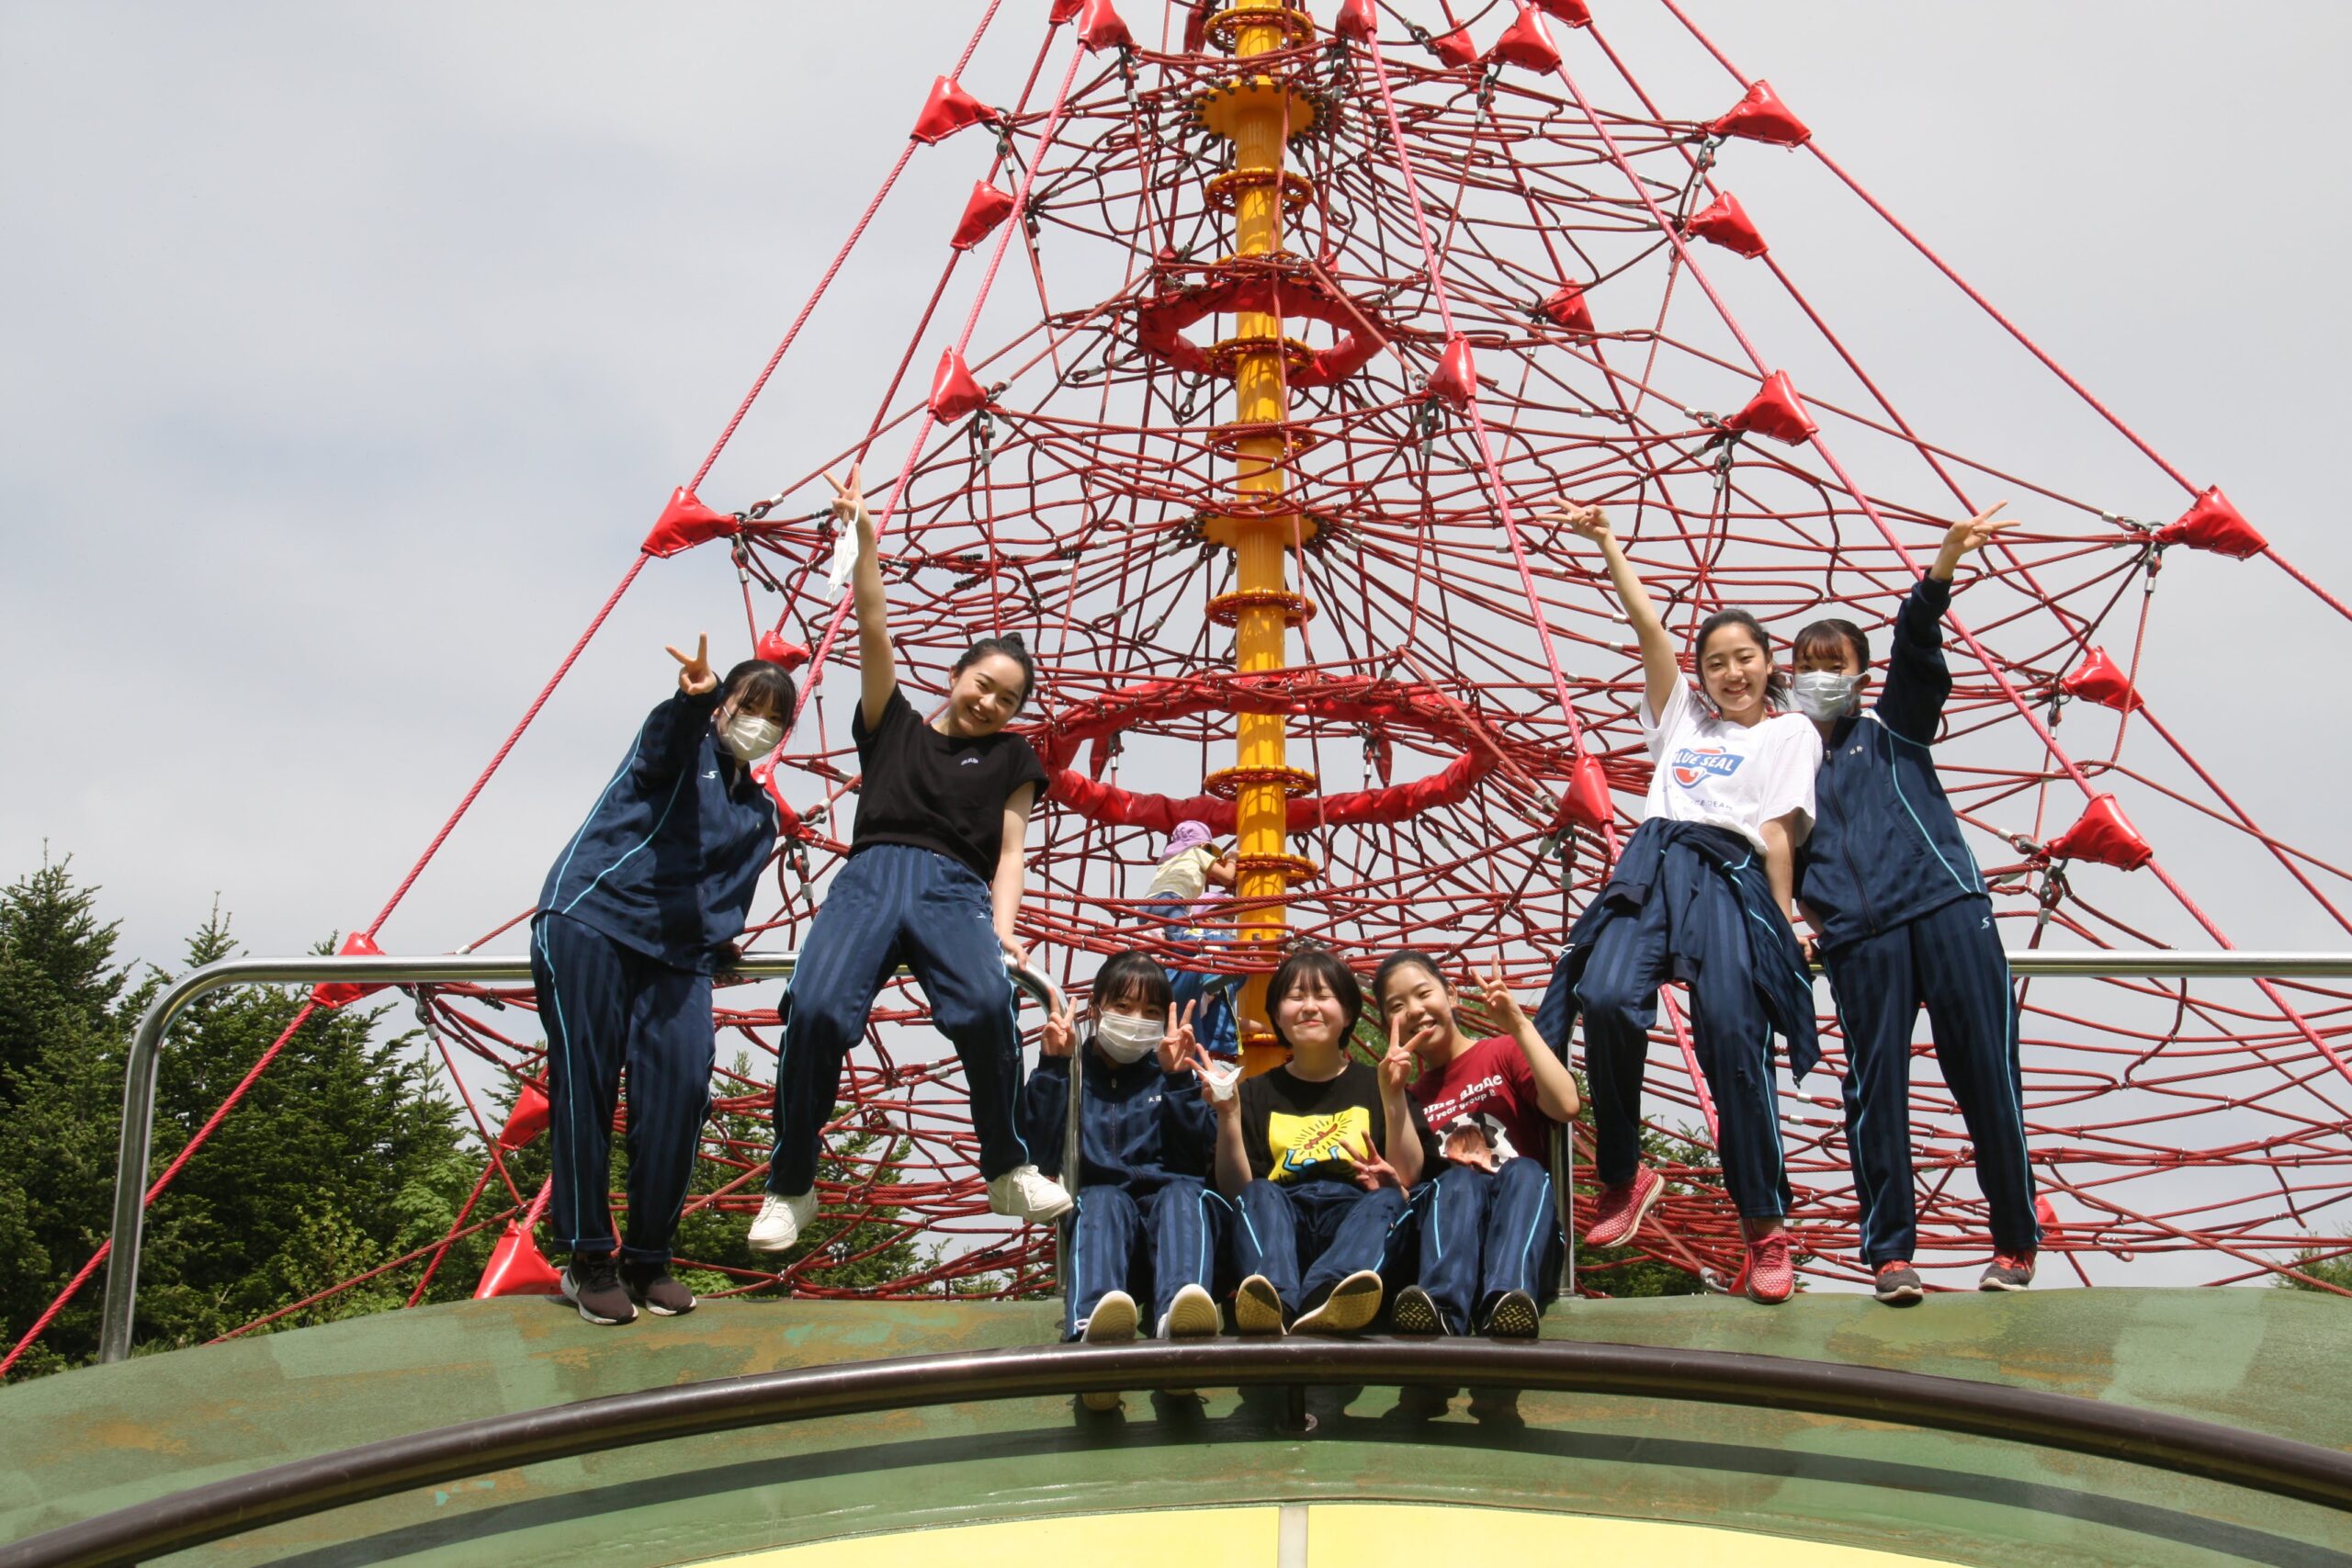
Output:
[5, 1336, 2347, 1568]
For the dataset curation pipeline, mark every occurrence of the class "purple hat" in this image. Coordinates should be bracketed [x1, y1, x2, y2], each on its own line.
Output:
[1164, 819, 1215, 855]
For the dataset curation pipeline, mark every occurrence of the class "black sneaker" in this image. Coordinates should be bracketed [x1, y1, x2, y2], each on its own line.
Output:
[1980, 1252, 2037, 1292]
[1391, 1285, 1446, 1335]
[1873, 1261, 1924, 1306]
[560, 1258, 637, 1325]
[1483, 1289, 1542, 1340]
[622, 1260, 697, 1317]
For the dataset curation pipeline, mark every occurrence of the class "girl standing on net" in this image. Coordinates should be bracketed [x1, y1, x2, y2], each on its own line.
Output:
[751, 466, 1071, 1253]
[1534, 502, 1821, 1303]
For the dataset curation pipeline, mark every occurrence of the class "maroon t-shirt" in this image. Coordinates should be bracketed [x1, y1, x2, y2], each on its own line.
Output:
[1409, 1034, 1552, 1167]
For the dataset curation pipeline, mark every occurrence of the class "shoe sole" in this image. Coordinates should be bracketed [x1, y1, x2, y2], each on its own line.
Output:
[1875, 1281, 1924, 1306]
[1390, 1287, 1443, 1336]
[1485, 1290, 1541, 1339]
[1080, 1292, 1138, 1411]
[1234, 1276, 1286, 1336]
[1979, 1277, 2032, 1292]
[1162, 1285, 1220, 1340]
[991, 1188, 1076, 1225]
[1295, 1270, 1383, 1336]
[745, 1228, 798, 1255]
[1745, 1278, 1793, 1305]
[633, 1292, 697, 1317]
[1584, 1174, 1664, 1249]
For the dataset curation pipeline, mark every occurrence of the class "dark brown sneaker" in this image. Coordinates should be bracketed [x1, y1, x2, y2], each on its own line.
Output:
[621, 1260, 697, 1317]
[1873, 1261, 1924, 1305]
[1979, 1252, 2037, 1292]
[560, 1258, 637, 1325]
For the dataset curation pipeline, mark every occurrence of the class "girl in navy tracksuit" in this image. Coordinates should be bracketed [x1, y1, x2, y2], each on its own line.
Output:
[1533, 503, 1820, 1303]
[534, 636, 797, 1325]
[1792, 504, 2040, 1302]
[751, 466, 1073, 1255]
[1020, 951, 1225, 1405]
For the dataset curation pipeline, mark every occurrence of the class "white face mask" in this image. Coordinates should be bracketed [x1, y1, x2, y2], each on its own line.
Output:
[722, 714, 784, 763]
[1092, 1012, 1165, 1065]
[1792, 671, 1864, 722]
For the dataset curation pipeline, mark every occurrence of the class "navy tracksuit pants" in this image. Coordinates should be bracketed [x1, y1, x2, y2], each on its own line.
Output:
[1566, 874, 1792, 1219]
[1825, 897, 2039, 1265]
[1063, 1177, 1231, 1338]
[1232, 1179, 1416, 1317]
[769, 844, 1030, 1195]
[1413, 1156, 1562, 1332]
[530, 913, 714, 1264]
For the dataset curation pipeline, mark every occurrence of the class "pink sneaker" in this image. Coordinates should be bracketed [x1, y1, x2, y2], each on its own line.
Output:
[1585, 1166, 1665, 1248]
[1743, 1230, 1794, 1304]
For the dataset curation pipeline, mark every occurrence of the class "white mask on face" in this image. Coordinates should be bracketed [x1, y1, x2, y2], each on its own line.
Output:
[1092, 1012, 1165, 1064]
[1792, 671, 1864, 722]
[723, 714, 784, 763]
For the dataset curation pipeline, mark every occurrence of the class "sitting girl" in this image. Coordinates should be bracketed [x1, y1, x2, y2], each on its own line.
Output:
[1204, 948, 1438, 1336]
[1022, 951, 1224, 1405]
[1535, 502, 1821, 1303]
[1374, 953, 1580, 1338]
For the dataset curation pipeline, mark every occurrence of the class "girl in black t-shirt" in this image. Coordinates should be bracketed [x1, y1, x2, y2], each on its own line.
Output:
[751, 467, 1072, 1253]
[1201, 948, 1438, 1335]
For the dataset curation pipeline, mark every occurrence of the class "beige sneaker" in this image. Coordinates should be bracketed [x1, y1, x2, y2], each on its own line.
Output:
[1295, 1269, 1383, 1336]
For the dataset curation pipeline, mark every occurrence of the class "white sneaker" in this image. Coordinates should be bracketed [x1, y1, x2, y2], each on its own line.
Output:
[747, 1190, 817, 1253]
[1159, 1282, 1220, 1339]
[1080, 1289, 1137, 1411]
[987, 1165, 1074, 1225]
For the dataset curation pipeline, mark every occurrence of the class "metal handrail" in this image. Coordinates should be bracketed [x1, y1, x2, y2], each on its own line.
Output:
[98, 952, 1071, 1365]
[6, 1336, 2346, 1568]
[98, 948, 2352, 1362]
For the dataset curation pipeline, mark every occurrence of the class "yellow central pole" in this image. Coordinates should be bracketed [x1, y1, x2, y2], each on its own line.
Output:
[1226, 0, 1294, 1061]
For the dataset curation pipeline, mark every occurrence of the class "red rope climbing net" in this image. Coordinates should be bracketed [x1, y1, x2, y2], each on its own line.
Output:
[14, 1, 2351, 1374]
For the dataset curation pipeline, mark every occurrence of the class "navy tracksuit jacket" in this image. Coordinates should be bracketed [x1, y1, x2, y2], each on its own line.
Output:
[1020, 1047, 1226, 1336]
[532, 686, 778, 1261]
[1802, 573, 2039, 1265]
[1537, 818, 1819, 1220]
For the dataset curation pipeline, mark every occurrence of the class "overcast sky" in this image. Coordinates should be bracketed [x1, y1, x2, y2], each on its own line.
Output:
[4, 1, 2346, 978]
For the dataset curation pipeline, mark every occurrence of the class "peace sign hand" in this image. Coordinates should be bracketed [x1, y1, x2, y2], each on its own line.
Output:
[824, 464, 874, 542]
[1480, 961, 1528, 1031]
[1350, 1135, 1402, 1191]
[1548, 502, 1611, 547]
[666, 634, 716, 695]
[1040, 998, 1076, 1059]
[1159, 999, 1199, 1075]
[1935, 501, 2018, 581]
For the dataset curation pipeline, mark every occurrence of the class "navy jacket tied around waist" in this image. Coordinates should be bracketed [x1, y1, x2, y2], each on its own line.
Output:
[1538, 818, 1821, 1078]
[537, 688, 780, 974]
[1798, 573, 1989, 955]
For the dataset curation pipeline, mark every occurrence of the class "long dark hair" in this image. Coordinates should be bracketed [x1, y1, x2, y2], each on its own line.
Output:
[1265, 947, 1364, 1054]
[718, 659, 797, 723]
[953, 632, 1036, 711]
[1693, 608, 1790, 711]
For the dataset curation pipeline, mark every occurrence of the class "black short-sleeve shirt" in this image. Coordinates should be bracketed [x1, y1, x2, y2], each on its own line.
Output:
[850, 685, 1048, 884]
[1239, 1060, 1441, 1185]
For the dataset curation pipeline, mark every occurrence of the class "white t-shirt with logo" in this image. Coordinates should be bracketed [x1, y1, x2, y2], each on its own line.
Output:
[1639, 680, 1818, 853]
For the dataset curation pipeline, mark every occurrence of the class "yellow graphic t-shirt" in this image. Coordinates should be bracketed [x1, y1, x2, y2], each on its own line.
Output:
[1266, 1107, 1372, 1183]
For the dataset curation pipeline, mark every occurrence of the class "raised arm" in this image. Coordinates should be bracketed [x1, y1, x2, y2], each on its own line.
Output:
[1480, 963, 1582, 1123]
[1554, 503, 1679, 718]
[1374, 1048, 1429, 1188]
[991, 783, 1038, 967]
[830, 466, 898, 729]
[1883, 502, 2013, 744]
[635, 636, 721, 783]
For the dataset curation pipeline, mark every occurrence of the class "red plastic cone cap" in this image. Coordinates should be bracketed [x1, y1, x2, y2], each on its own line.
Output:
[473, 1222, 563, 1300]
[2059, 647, 2143, 714]
[912, 76, 992, 145]
[496, 1078, 551, 1151]
[1334, 0, 1377, 41]
[754, 629, 810, 671]
[1534, 0, 1592, 24]
[1049, 0, 1083, 21]
[1708, 79, 1811, 146]
[950, 180, 1018, 251]
[1724, 370, 1816, 446]
[2154, 486, 2265, 559]
[2034, 1194, 2060, 1229]
[1489, 7, 1562, 72]
[1683, 190, 1768, 258]
[929, 346, 989, 423]
[1537, 284, 1596, 338]
[1078, 0, 1133, 51]
[1553, 753, 1612, 832]
[1425, 334, 1478, 409]
[1430, 27, 1477, 67]
[2046, 793, 2154, 872]
[641, 487, 739, 558]
[310, 930, 386, 1010]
